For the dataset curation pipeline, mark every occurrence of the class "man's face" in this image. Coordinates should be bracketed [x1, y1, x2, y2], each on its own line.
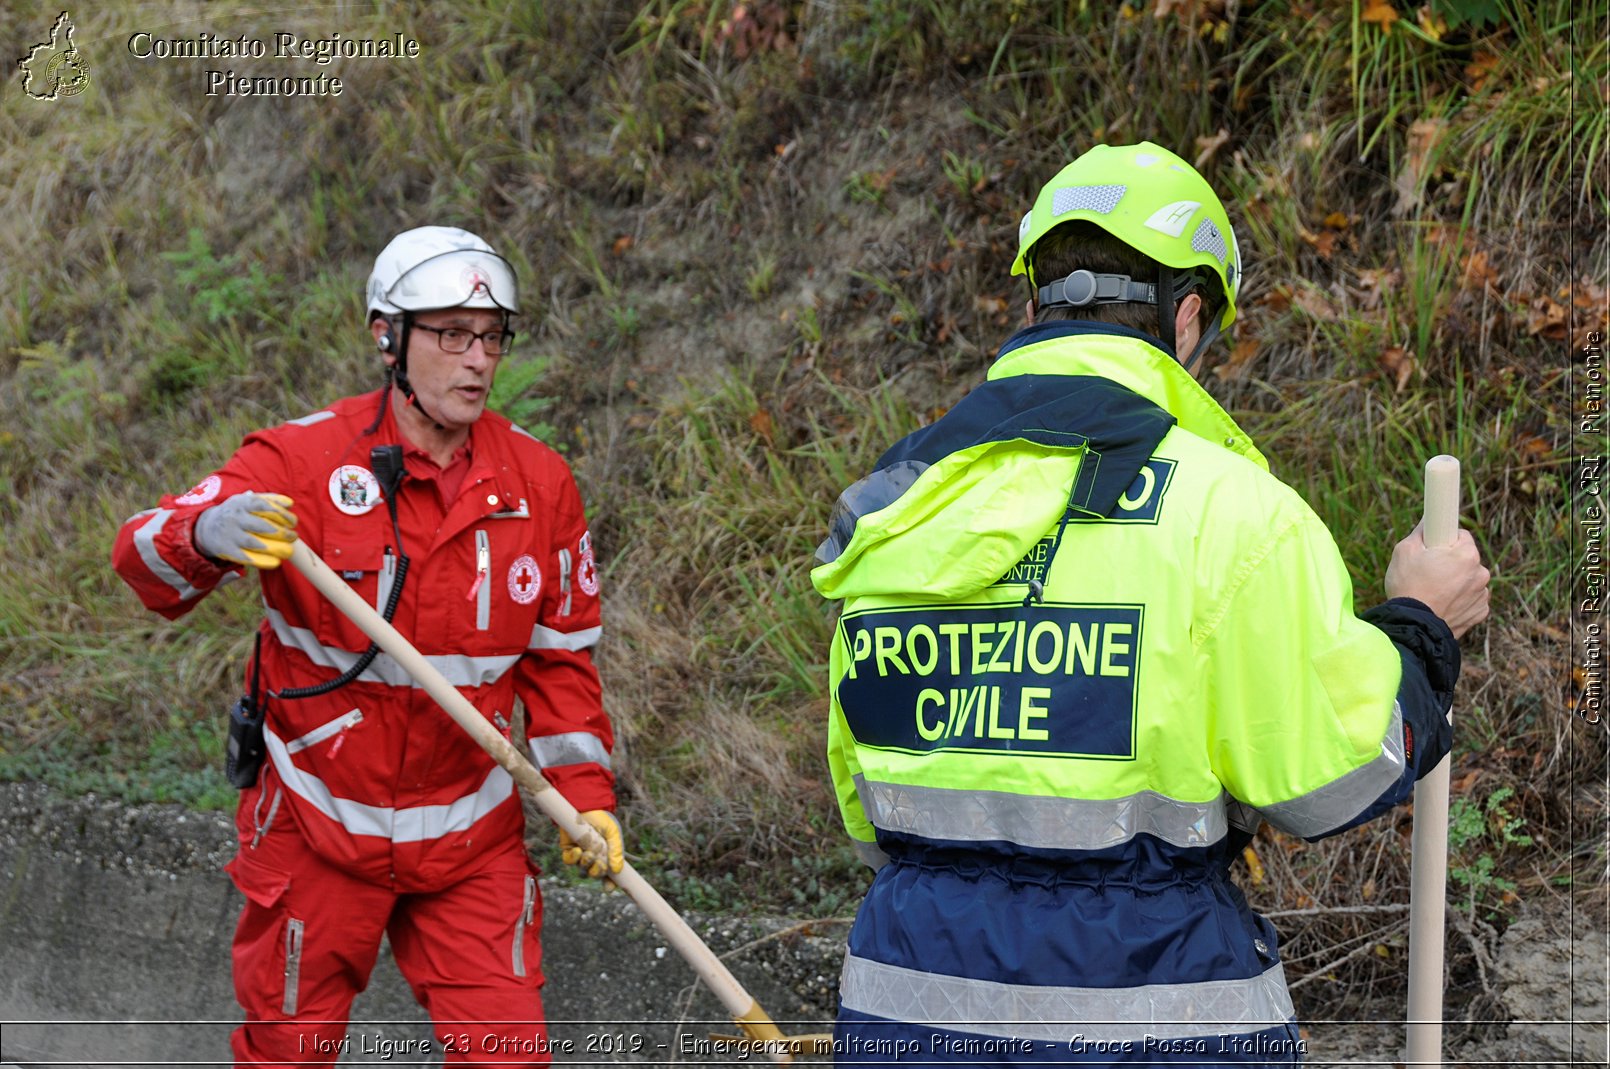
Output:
[390, 308, 506, 431]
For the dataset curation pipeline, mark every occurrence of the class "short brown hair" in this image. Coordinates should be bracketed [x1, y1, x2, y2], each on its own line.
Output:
[1026, 221, 1222, 335]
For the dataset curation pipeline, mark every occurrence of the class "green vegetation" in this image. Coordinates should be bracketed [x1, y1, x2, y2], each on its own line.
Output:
[1449, 785, 1534, 920]
[1, 0, 1602, 1024]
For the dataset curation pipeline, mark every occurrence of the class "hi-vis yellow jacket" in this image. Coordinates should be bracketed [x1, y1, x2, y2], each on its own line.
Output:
[811, 321, 1457, 1054]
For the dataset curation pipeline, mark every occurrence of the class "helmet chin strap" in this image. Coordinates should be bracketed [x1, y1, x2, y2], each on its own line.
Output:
[1157, 264, 1176, 354]
[1182, 318, 1224, 374]
[389, 314, 446, 432]
[1158, 268, 1225, 373]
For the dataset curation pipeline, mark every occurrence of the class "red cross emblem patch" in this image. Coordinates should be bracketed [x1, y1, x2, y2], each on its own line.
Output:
[507, 554, 541, 605]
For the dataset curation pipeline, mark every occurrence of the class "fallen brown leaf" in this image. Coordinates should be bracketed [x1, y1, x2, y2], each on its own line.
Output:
[1354, 267, 1402, 311]
[1299, 226, 1339, 260]
[1466, 51, 1501, 91]
[1194, 127, 1231, 169]
[1416, 5, 1447, 40]
[1525, 293, 1568, 339]
[1379, 346, 1417, 391]
[1292, 286, 1340, 320]
[1241, 845, 1265, 886]
[1461, 249, 1500, 295]
[1515, 432, 1551, 460]
[1394, 117, 1449, 217]
[1261, 286, 1293, 313]
[1361, 1, 1399, 29]
[1213, 337, 1261, 381]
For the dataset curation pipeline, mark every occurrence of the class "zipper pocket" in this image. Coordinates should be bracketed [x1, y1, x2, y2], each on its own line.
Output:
[285, 709, 363, 754]
[469, 530, 491, 630]
[250, 786, 284, 850]
[282, 917, 305, 1014]
[375, 546, 396, 614]
[511, 875, 536, 977]
[557, 548, 573, 618]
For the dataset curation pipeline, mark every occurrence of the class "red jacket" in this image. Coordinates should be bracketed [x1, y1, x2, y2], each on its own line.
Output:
[112, 390, 615, 889]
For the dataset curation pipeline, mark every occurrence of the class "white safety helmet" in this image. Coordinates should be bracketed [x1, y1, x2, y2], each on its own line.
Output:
[366, 225, 518, 320]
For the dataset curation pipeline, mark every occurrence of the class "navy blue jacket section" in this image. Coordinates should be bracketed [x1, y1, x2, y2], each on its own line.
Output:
[870, 371, 1176, 523]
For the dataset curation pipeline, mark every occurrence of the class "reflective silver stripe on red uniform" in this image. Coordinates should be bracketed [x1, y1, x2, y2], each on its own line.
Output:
[265, 607, 519, 688]
[852, 774, 1227, 852]
[529, 623, 601, 652]
[264, 727, 514, 842]
[132, 509, 202, 600]
[838, 953, 1295, 1043]
[529, 731, 611, 771]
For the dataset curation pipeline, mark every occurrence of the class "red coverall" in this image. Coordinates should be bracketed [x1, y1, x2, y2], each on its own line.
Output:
[111, 389, 615, 1066]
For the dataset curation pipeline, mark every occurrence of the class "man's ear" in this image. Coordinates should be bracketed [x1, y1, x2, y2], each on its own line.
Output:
[1023, 298, 1037, 327]
[370, 317, 398, 368]
[1174, 292, 1203, 341]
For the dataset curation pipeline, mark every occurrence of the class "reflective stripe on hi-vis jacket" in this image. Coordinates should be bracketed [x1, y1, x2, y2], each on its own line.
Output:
[812, 322, 1413, 1062]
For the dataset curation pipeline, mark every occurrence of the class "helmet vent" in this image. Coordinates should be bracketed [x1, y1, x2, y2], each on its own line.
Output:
[1052, 184, 1126, 217]
[1191, 218, 1228, 263]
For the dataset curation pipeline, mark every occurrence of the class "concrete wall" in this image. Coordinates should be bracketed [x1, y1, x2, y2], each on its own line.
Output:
[4, 782, 1600, 1068]
[0, 783, 841, 1066]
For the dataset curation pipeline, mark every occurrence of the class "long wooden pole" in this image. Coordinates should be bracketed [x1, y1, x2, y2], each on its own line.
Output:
[287, 541, 798, 1064]
[1406, 455, 1460, 1066]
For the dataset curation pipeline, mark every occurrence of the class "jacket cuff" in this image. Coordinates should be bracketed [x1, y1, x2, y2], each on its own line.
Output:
[1360, 597, 1458, 778]
[541, 763, 616, 814]
[168, 510, 244, 586]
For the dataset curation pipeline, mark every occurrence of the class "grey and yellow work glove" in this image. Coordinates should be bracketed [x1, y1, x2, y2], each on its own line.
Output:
[193, 492, 299, 569]
[560, 810, 624, 881]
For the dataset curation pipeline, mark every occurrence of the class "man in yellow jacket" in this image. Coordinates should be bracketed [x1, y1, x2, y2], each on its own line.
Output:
[812, 142, 1490, 1065]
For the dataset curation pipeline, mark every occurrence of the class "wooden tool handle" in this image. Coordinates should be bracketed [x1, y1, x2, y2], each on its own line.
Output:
[287, 541, 795, 1063]
[1406, 454, 1460, 1068]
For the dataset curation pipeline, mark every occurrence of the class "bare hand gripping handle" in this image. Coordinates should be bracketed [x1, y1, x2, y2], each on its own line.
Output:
[287, 541, 805, 1063]
[1406, 454, 1459, 1067]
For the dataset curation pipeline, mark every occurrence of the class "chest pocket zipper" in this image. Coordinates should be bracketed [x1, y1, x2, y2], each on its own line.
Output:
[512, 875, 536, 977]
[470, 530, 491, 631]
[284, 709, 364, 754]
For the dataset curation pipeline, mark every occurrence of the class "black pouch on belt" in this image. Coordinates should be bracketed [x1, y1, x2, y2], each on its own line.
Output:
[226, 633, 268, 789]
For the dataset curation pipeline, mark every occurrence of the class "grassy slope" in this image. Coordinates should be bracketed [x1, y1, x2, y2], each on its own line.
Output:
[1, 0, 1604, 1025]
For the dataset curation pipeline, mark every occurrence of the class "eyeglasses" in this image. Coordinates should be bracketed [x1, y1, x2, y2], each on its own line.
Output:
[411, 323, 516, 356]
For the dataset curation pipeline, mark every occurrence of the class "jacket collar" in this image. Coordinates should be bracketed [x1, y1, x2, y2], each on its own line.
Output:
[988, 321, 1268, 471]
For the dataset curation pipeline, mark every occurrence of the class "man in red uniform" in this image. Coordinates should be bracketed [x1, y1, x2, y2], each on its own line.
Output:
[112, 226, 623, 1066]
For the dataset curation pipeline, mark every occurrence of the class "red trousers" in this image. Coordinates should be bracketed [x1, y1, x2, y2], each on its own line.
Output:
[225, 800, 547, 1067]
